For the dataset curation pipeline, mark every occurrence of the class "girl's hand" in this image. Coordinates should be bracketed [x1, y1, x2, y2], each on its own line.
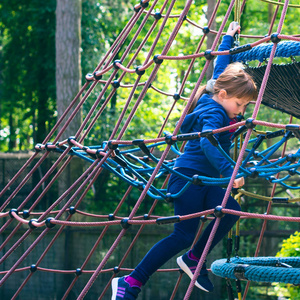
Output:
[226, 21, 241, 37]
[233, 177, 244, 188]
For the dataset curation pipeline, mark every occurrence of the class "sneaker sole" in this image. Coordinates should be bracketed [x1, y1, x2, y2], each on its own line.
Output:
[111, 277, 119, 300]
[176, 256, 210, 292]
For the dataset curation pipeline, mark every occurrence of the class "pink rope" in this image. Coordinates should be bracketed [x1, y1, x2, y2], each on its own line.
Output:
[77, 0, 196, 297]
[183, 0, 239, 297]
[62, 186, 136, 299]
[4, 7, 149, 264]
[1, 4, 152, 291]
[58, 19, 171, 296]
[6, 206, 300, 229]
[242, 126, 294, 299]
[8, 1, 171, 284]
[1, 4, 146, 236]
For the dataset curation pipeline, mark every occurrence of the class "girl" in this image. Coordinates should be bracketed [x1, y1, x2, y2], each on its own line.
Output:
[111, 22, 258, 299]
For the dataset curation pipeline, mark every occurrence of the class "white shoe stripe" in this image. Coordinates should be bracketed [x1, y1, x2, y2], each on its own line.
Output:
[176, 256, 210, 292]
[111, 278, 119, 299]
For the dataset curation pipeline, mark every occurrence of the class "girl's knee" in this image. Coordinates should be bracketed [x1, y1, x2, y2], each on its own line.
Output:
[227, 209, 240, 223]
[227, 197, 242, 212]
[223, 200, 241, 223]
[232, 213, 240, 222]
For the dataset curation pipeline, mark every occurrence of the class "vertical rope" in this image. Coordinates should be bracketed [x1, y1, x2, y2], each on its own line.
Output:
[77, 0, 195, 297]
[242, 114, 294, 300]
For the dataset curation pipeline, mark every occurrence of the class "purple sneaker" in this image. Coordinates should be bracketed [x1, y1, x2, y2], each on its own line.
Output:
[177, 252, 214, 292]
[111, 276, 141, 299]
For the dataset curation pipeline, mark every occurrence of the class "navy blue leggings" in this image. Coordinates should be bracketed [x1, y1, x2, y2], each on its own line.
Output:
[130, 168, 241, 285]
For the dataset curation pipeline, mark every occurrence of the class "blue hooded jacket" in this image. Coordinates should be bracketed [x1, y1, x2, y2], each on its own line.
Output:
[174, 35, 236, 178]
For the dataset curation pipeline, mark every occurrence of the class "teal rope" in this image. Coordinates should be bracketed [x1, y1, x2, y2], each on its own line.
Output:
[211, 257, 300, 285]
[232, 41, 300, 63]
[49, 128, 300, 199]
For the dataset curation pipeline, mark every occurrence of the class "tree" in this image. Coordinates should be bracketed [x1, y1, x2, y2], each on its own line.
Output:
[56, 0, 82, 140]
[55, 0, 83, 207]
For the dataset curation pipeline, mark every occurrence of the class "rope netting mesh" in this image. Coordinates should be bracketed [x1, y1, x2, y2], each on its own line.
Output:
[1, 0, 300, 299]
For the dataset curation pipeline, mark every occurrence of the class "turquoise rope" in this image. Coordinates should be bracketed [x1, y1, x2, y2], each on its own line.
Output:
[232, 41, 300, 63]
[211, 257, 300, 285]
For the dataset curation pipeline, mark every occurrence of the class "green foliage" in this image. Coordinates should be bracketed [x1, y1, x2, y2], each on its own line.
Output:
[81, 0, 136, 75]
[2, 0, 300, 152]
[270, 232, 300, 299]
[0, 0, 56, 151]
[277, 231, 300, 257]
[80, 0, 215, 147]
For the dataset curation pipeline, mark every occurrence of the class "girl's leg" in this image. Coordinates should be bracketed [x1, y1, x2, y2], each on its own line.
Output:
[130, 176, 207, 285]
[192, 186, 241, 258]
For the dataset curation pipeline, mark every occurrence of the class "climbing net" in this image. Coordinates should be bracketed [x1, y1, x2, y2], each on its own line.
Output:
[1, 0, 300, 299]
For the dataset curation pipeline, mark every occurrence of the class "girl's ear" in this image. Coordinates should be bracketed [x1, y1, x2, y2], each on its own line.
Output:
[218, 89, 227, 101]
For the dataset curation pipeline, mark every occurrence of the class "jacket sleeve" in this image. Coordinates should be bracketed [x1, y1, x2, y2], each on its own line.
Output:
[200, 109, 233, 177]
[213, 35, 234, 80]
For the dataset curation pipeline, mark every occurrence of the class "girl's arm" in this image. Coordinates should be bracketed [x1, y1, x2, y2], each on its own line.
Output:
[200, 111, 245, 188]
[200, 109, 234, 178]
[213, 22, 241, 79]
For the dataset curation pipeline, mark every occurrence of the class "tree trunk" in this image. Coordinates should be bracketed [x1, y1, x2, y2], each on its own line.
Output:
[8, 109, 16, 151]
[56, 4, 84, 289]
[56, 0, 82, 140]
[56, 0, 83, 209]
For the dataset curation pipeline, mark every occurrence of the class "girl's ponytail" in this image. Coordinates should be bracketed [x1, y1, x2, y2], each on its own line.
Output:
[188, 85, 207, 114]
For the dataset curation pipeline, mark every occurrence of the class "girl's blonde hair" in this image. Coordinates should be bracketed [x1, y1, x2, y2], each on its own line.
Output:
[188, 62, 258, 114]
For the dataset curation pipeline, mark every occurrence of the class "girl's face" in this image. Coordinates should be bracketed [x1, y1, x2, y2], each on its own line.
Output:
[222, 96, 250, 119]
[213, 89, 250, 119]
